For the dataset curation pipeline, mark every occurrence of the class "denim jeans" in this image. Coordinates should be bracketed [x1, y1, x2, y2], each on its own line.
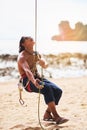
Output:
[29, 78, 62, 105]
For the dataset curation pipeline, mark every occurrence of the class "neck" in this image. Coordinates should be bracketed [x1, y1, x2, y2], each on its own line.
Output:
[25, 48, 34, 55]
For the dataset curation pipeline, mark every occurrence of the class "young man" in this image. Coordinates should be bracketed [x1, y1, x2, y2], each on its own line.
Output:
[17, 36, 68, 124]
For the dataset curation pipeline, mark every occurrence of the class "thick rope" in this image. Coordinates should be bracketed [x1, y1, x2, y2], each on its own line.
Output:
[38, 89, 46, 130]
[35, 1, 46, 130]
[35, 0, 37, 51]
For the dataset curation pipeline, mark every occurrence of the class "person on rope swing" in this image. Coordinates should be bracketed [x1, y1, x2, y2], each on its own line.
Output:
[17, 36, 68, 124]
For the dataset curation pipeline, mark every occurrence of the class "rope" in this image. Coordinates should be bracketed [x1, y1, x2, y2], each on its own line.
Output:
[18, 81, 27, 107]
[18, 86, 24, 105]
[35, 0, 37, 51]
[38, 89, 46, 130]
[35, 1, 46, 130]
[18, 80, 25, 105]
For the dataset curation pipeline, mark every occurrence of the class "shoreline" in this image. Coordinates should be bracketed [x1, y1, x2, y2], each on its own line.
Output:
[0, 52, 87, 81]
[0, 76, 87, 130]
[0, 52, 87, 80]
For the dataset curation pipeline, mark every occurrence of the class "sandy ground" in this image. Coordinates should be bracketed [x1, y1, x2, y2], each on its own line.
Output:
[0, 76, 87, 130]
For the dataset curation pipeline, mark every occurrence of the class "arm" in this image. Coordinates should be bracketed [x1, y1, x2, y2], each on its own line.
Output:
[38, 56, 48, 69]
[18, 55, 42, 89]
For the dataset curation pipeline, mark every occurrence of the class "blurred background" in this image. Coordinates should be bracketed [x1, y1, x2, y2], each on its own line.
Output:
[0, 0, 87, 81]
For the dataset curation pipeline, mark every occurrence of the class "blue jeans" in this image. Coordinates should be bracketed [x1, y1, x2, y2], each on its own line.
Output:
[29, 78, 62, 105]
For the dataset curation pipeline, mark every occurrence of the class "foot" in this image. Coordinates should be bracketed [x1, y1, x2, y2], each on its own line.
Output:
[55, 117, 69, 124]
[43, 110, 54, 121]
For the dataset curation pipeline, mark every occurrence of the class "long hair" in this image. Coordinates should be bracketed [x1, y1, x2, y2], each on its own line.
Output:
[19, 36, 33, 53]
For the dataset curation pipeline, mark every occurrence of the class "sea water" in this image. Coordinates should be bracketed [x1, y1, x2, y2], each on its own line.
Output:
[0, 39, 87, 55]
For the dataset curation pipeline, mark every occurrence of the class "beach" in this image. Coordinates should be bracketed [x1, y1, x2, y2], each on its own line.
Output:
[0, 76, 87, 130]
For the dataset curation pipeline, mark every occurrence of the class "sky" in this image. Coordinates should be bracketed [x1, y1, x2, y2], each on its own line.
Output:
[0, 0, 87, 54]
[0, 0, 87, 40]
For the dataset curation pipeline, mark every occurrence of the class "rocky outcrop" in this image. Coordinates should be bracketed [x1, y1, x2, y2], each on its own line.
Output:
[52, 21, 87, 41]
[0, 54, 17, 61]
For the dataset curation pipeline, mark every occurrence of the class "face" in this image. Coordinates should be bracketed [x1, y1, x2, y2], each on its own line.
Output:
[22, 38, 35, 50]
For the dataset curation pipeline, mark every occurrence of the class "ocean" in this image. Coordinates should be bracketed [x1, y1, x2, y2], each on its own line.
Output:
[0, 39, 87, 55]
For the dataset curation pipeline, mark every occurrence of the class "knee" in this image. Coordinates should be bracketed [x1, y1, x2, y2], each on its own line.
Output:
[60, 88, 62, 94]
[58, 88, 62, 96]
[60, 89, 62, 96]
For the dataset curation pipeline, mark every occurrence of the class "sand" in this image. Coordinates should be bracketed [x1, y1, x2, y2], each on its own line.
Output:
[0, 76, 87, 130]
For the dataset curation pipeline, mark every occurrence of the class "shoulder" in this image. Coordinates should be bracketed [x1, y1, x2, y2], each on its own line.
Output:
[17, 52, 25, 63]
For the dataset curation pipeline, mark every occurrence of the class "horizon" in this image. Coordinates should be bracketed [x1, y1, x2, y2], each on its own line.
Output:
[0, 0, 87, 55]
[0, 0, 87, 41]
[0, 40, 87, 55]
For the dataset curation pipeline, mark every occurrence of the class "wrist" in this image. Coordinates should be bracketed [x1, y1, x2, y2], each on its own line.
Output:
[33, 79, 36, 85]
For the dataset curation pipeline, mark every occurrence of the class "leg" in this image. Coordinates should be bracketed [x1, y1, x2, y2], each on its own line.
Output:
[43, 101, 59, 121]
[42, 79, 68, 124]
[43, 105, 54, 121]
[41, 79, 61, 120]
[28, 79, 68, 124]
[48, 101, 60, 119]
[42, 78, 62, 105]
[47, 101, 69, 124]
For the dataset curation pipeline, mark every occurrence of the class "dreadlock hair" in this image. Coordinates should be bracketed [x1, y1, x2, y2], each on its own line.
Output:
[19, 36, 33, 53]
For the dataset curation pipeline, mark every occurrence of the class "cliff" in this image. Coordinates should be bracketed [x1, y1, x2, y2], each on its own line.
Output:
[52, 21, 87, 41]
